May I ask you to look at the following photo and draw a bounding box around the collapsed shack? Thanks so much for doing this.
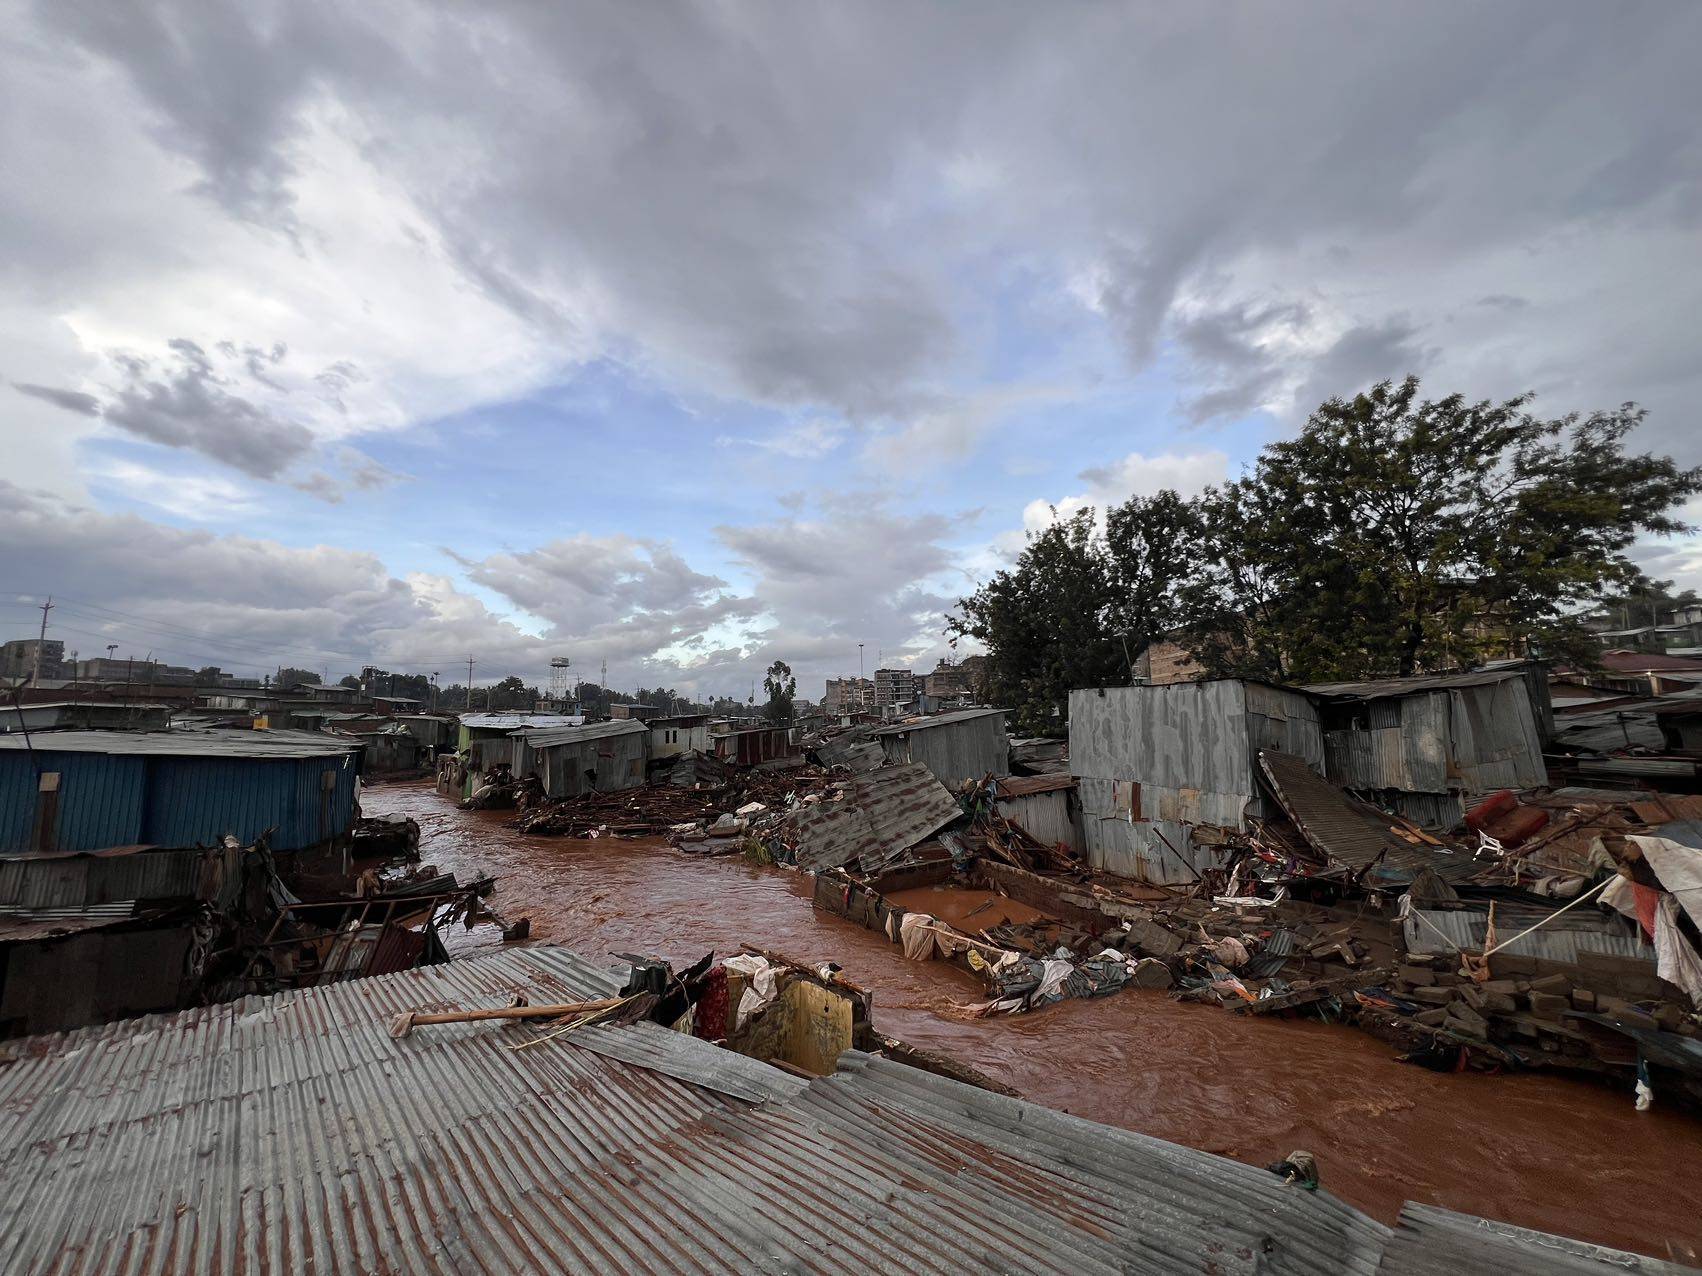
[0,830,524,1038]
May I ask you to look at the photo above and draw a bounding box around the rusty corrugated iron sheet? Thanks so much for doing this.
[0,943,1664,1275]
[789,762,961,872]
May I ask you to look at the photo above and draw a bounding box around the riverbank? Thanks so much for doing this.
[367,779,1702,1261]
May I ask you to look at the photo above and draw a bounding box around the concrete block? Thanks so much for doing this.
[1407,986,1454,1006]
[1398,967,1437,987]
[1528,992,1568,1020]
[1570,989,1597,1012]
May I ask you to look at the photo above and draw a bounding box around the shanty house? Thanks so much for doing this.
[991,773,1079,851]
[511,719,650,799]
[391,713,459,756]
[871,708,1008,788]
[649,714,711,761]
[714,725,799,768]
[0,729,364,856]
[1302,667,1549,828]
[1069,682,1324,884]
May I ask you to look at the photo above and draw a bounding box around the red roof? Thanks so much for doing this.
[1598,649,1702,672]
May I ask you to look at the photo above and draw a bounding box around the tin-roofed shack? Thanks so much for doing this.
[649,713,711,760]
[0,729,364,858]
[1069,681,1323,884]
[1303,667,1549,829]
[511,718,650,798]
[872,708,1008,788]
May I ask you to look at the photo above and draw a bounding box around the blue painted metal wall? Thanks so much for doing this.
[0,749,359,854]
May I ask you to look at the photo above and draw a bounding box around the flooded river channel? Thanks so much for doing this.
[369,780,1702,1260]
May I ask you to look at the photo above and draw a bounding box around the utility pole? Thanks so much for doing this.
[465,655,476,712]
[431,672,439,713]
[29,596,52,686]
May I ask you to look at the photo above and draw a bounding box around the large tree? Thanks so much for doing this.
[1178,378,1701,680]
[763,660,797,724]
[953,378,1699,710]
[950,508,1129,733]
[273,667,321,690]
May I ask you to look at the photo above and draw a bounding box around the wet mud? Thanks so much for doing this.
[370,781,1702,1259]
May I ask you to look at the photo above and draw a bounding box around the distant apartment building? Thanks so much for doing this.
[71,657,199,685]
[823,677,874,714]
[873,667,916,708]
[0,638,66,682]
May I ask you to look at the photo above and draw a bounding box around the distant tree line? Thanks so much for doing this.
[951,378,1702,733]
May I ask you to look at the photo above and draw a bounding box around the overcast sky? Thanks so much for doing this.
[4,2,1700,699]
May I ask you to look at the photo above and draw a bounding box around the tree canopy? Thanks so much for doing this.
[763,660,797,724]
[953,378,1699,727]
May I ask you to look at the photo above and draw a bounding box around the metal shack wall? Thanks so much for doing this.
[884,715,1008,788]
[0,752,147,853]
[1448,680,1547,793]
[1069,683,1322,885]
[1322,680,1545,827]
[1,751,357,854]
[144,754,360,851]
[649,723,709,760]
[994,790,1077,850]
[1323,692,1450,794]
[537,733,648,799]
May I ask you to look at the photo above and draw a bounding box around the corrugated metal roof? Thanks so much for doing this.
[0,728,362,759]
[1304,670,1529,699]
[1259,751,1472,882]
[1402,904,1650,963]
[869,707,1006,736]
[510,718,650,748]
[0,943,1668,1275]
[459,712,584,730]
[1374,1203,1690,1275]
[789,762,962,871]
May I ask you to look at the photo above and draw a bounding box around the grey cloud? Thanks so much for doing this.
[13,382,101,416]
[1290,318,1436,425]
[101,342,315,478]
[34,2,1702,436]
[1172,299,1311,424]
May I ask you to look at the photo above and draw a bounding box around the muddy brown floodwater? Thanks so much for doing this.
[369,781,1702,1261]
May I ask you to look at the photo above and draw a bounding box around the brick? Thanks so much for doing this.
[1398,968,1437,987]
[1477,979,1518,996]
[1413,1007,1448,1026]
[1456,985,1486,1010]
[1529,973,1571,994]
[1482,993,1517,1014]
[1569,989,1597,1011]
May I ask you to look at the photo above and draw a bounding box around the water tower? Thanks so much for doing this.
[549,656,572,705]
